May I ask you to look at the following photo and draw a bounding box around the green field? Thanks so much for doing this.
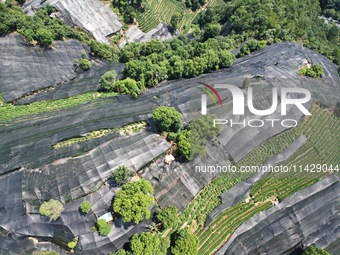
[0,91,117,122]
[53,121,147,149]
[136,0,224,33]
[177,104,339,255]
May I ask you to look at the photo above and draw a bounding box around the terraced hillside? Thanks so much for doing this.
[136,0,224,32]
[178,104,340,255]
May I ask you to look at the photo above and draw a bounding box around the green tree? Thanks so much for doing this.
[218,50,236,68]
[67,236,78,250]
[171,230,199,255]
[115,77,143,98]
[80,201,92,214]
[188,114,220,157]
[112,166,134,184]
[170,13,181,30]
[327,25,339,42]
[302,246,330,255]
[96,219,112,236]
[39,199,64,221]
[156,206,179,230]
[110,250,130,255]
[35,28,54,46]
[113,179,154,224]
[177,130,191,160]
[204,22,221,39]
[152,106,183,132]
[79,58,92,71]
[130,232,161,255]
[100,70,117,91]
[89,40,120,62]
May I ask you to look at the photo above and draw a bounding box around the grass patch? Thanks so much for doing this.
[53,121,147,149]
[0,91,117,122]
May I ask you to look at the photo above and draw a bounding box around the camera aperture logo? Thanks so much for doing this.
[200,83,312,128]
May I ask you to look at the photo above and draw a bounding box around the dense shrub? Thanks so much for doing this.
[113,179,154,224]
[80,201,92,213]
[152,106,183,132]
[100,70,117,90]
[112,166,134,184]
[96,219,112,236]
[79,58,92,70]
[298,63,324,78]
[39,199,64,221]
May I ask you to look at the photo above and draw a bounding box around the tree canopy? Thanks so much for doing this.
[302,246,330,255]
[177,114,220,160]
[100,70,117,91]
[113,179,154,224]
[171,230,199,255]
[79,58,92,71]
[156,206,179,230]
[152,106,183,132]
[130,232,161,255]
[79,201,92,214]
[39,199,64,221]
[112,165,134,184]
[96,219,112,236]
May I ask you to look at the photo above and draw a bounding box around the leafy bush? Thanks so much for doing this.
[171,230,199,255]
[156,206,179,230]
[177,130,191,160]
[0,5,90,46]
[113,179,154,224]
[35,28,54,46]
[114,78,144,98]
[178,114,220,160]
[39,199,64,221]
[302,246,330,255]
[237,40,267,57]
[79,58,92,71]
[298,63,323,78]
[152,106,183,132]
[96,219,112,236]
[67,236,78,250]
[100,70,117,91]
[167,132,179,142]
[110,250,130,255]
[130,232,162,255]
[89,40,120,62]
[112,166,134,184]
[80,201,92,214]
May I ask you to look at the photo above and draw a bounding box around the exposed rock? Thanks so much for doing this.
[119,23,177,47]
[23,0,122,43]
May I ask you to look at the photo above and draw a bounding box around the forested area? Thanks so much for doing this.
[320,0,340,20]
[194,0,339,65]
[1,0,339,100]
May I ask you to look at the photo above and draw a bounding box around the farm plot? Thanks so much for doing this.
[194,104,339,254]
[136,0,224,33]
[136,0,182,32]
